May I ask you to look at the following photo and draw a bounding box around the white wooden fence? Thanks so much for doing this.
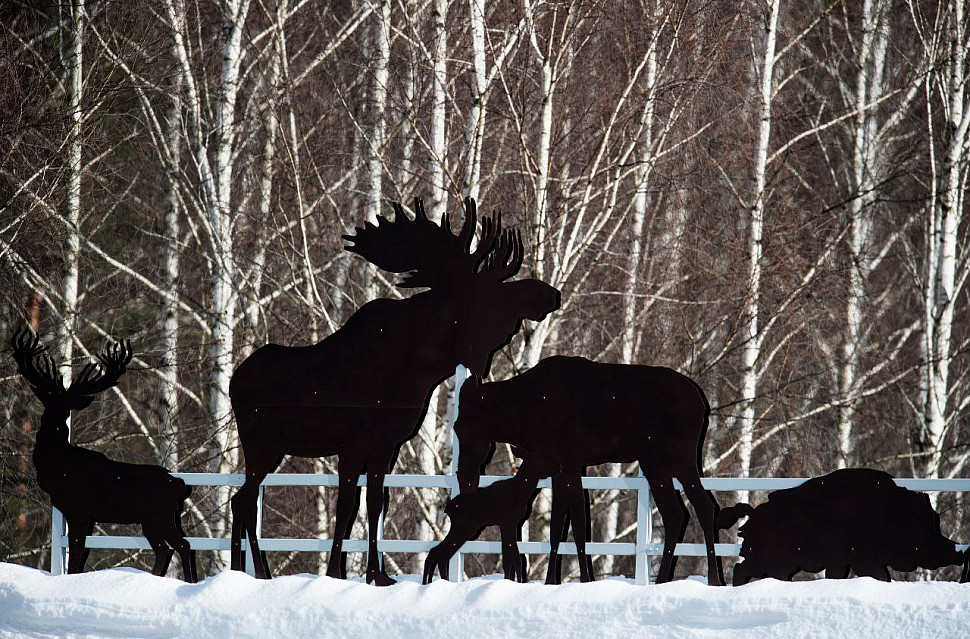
[46,366,970,583]
[49,473,970,584]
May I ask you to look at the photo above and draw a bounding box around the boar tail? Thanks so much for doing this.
[716,503,754,530]
[961,551,969,584]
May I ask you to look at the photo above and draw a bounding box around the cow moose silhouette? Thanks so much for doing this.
[423,453,557,584]
[10,329,197,582]
[228,198,561,583]
[455,355,724,586]
[718,468,969,585]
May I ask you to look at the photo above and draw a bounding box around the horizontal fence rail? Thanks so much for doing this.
[53,474,970,584]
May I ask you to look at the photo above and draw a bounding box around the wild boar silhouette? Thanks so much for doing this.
[718,468,969,585]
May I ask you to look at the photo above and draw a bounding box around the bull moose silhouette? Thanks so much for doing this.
[10,329,197,582]
[454,355,724,586]
[228,198,561,583]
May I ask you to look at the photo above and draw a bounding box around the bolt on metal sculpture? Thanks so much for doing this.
[228,198,561,584]
[10,329,198,582]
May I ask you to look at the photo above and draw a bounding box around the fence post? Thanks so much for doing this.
[50,413,72,575]
[50,507,67,575]
[635,473,651,585]
[448,365,467,582]
[244,485,264,576]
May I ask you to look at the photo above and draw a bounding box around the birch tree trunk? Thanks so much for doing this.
[463,0,487,202]
[363,0,391,301]
[836,0,889,468]
[58,0,85,384]
[51,0,85,577]
[157,71,183,472]
[205,0,251,568]
[414,0,450,573]
[738,0,780,490]
[924,0,969,481]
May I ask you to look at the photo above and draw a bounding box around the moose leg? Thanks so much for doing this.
[545,476,569,584]
[647,473,688,584]
[144,527,175,577]
[678,470,725,586]
[825,564,850,579]
[231,448,279,578]
[500,523,522,582]
[162,515,198,583]
[172,512,199,583]
[364,453,395,586]
[327,454,365,580]
[77,520,95,573]
[560,474,594,583]
[66,518,91,574]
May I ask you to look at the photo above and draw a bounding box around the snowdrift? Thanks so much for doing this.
[1,562,969,638]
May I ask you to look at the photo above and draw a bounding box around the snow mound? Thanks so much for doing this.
[1,562,969,638]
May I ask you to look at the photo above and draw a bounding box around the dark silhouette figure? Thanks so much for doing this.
[228,198,561,584]
[11,329,198,582]
[455,355,724,586]
[717,468,969,585]
[423,455,556,584]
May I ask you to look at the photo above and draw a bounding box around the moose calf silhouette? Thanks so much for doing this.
[11,329,197,582]
[718,468,969,585]
[455,355,724,586]
[229,198,561,583]
[423,454,555,584]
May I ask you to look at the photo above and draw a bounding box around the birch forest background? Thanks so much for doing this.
[1,0,969,582]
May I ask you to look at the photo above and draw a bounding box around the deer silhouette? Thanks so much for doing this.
[423,453,556,584]
[455,355,724,586]
[10,329,197,582]
[228,198,561,583]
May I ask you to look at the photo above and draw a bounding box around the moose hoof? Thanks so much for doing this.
[367,569,396,587]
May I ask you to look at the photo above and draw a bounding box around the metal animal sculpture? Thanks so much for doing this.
[229,198,561,583]
[11,329,197,582]
[717,468,969,585]
[422,455,555,584]
[455,355,724,586]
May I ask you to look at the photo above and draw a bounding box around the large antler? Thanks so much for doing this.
[11,328,63,398]
[343,197,523,289]
[67,339,132,398]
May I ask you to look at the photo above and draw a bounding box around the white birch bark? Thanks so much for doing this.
[414,0,449,571]
[836,0,889,468]
[925,0,969,481]
[428,0,448,219]
[463,0,487,202]
[738,0,780,490]
[204,0,251,568]
[365,1,391,226]
[363,0,391,301]
[58,0,85,385]
[157,71,183,472]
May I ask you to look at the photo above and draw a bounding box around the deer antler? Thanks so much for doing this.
[67,339,132,398]
[343,197,515,289]
[11,328,64,398]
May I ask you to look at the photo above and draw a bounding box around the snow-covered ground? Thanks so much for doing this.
[1,563,969,638]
